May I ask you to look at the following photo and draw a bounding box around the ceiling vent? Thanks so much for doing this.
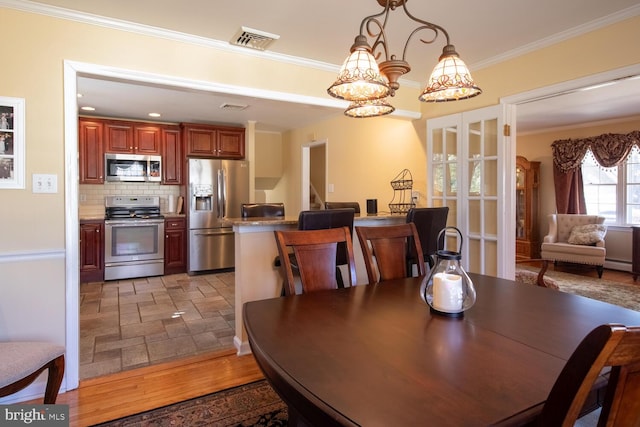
[219,102,249,111]
[231,26,280,51]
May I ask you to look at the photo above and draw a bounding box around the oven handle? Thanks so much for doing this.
[105,219,165,226]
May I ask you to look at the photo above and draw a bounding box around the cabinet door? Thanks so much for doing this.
[162,126,182,184]
[104,121,134,153]
[134,125,162,154]
[79,119,104,184]
[184,126,217,156]
[164,218,186,274]
[80,221,104,283]
[218,128,245,158]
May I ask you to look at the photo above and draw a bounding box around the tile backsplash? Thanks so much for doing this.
[79,183,182,217]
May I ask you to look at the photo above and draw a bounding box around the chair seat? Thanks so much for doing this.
[0,342,65,388]
[541,242,606,265]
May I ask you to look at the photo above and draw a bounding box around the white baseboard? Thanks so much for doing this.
[233,336,252,356]
[605,260,632,272]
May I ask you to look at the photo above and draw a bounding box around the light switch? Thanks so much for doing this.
[33,174,58,193]
[328,183,335,193]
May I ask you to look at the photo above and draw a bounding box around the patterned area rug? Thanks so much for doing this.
[517,266,640,312]
[94,380,287,427]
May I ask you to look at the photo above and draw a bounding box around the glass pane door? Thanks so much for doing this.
[427,105,513,278]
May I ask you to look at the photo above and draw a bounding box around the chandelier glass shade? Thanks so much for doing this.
[419,45,482,102]
[327,36,390,101]
[328,0,481,117]
[344,98,395,118]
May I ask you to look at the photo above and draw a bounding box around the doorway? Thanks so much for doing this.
[301,139,327,211]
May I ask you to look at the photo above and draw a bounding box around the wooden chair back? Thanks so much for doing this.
[537,323,640,426]
[356,223,426,284]
[274,226,357,296]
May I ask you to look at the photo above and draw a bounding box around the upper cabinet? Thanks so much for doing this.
[79,118,104,184]
[182,123,245,159]
[79,117,182,185]
[104,120,161,154]
[161,125,182,185]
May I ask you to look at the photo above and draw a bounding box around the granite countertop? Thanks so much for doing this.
[227,212,405,227]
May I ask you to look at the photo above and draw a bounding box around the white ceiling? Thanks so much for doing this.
[24,0,640,132]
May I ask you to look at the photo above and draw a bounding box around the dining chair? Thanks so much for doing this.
[356,223,426,284]
[325,201,361,215]
[0,341,65,404]
[274,226,357,296]
[406,206,449,270]
[240,203,285,218]
[535,323,640,426]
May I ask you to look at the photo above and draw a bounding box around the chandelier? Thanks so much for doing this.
[327,0,482,118]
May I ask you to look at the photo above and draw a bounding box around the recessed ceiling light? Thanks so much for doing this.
[148,112,161,118]
[80,106,95,111]
[77,93,83,98]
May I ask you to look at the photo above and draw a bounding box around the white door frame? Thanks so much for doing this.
[301,139,327,211]
[63,61,335,390]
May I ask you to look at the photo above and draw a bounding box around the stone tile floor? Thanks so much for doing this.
[79,271,235,380]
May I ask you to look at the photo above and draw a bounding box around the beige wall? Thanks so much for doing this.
[1,4,640,398]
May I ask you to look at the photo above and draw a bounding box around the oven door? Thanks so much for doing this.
[104,219,165,264]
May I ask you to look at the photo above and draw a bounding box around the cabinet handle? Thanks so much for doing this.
[96,229,100,233]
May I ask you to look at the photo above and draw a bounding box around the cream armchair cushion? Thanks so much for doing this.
[540,214,606,277]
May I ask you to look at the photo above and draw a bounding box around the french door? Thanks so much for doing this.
[427,105,515,279]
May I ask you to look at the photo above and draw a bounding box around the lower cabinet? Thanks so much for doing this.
[80,220,104,283]
[165,217,186,275]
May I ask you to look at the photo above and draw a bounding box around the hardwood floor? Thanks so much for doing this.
[42,349,264,426]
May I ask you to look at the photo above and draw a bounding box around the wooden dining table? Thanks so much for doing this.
[243,273,640,426]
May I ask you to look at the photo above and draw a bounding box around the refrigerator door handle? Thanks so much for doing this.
[217,168,227,218]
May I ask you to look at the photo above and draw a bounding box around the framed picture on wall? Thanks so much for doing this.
[0,96,25,189]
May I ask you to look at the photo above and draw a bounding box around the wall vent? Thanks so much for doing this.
[219,103,249,111]
[231,26,280,51]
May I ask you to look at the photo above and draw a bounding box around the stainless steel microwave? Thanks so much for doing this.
[105,153,161,182]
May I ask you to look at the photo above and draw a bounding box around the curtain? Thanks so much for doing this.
[551,130,640,214]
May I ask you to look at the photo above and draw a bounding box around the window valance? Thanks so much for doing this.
[552,130,640,173]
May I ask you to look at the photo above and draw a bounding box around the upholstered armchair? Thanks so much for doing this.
[540,214,606,277]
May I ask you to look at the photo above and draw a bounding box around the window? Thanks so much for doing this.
[583,148,640,225]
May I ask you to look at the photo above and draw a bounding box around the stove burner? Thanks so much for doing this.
[104,195,163,220]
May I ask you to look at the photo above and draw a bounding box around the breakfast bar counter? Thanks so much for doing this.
[230,213,406,354]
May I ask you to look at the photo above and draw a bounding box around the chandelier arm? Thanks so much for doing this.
[400,0,451,45]
[400,25,436,61]
[366,18,390,61]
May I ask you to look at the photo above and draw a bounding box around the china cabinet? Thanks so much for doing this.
[515,156,540,260]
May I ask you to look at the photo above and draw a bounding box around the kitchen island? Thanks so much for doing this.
[230,213,406,354]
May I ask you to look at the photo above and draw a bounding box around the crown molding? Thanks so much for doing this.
[3,0,639,83]
[472,4,640,70]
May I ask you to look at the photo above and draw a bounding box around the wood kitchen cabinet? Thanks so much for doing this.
[104,120,161,154]
[515,155,540,260]
[162,125,183,184]
[79,118,104,184]
[182,123,245,159]
[80,220,104,283]
[164,217,186,274]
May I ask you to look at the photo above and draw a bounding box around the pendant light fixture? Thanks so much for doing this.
[327,0,481,117]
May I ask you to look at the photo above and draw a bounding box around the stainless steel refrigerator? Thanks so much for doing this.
[187,158,250,273]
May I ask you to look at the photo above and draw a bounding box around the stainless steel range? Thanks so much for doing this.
[104,195,164,281]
